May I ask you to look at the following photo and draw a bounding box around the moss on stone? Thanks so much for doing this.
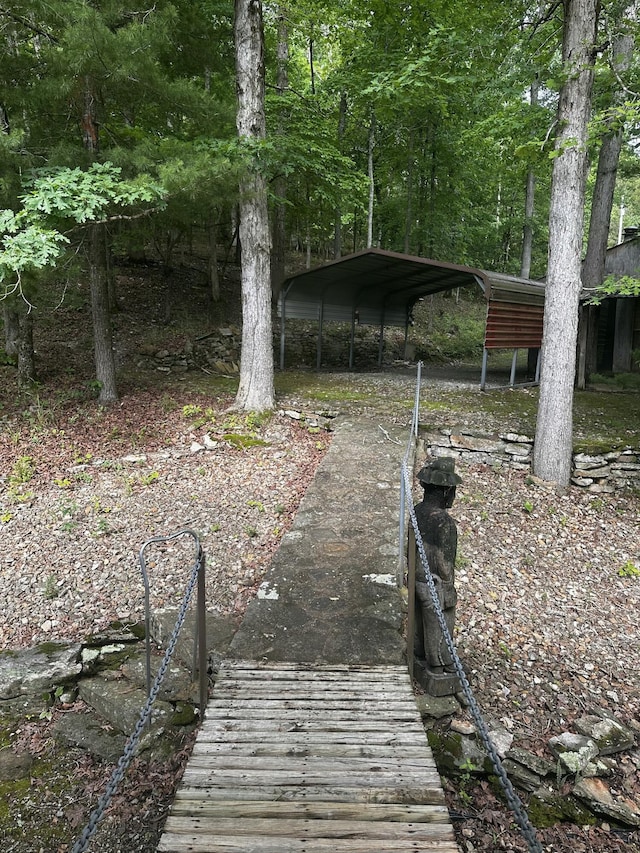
[36,641,68,656]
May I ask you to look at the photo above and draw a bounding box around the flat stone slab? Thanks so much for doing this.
[229,418,409,665]
[0,642,82,700]
[53,711,127,762]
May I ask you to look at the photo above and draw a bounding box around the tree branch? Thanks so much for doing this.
[0,7,59,43]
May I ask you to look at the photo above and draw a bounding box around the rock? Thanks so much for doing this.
[487,723,513,758]
[427,728,487,775]
[0,643,82,700]
[573,714,635,756]
[450,718,475,736]
[150,608,239,673]
[0,748,33,781]
[415,694,460,719]
[120,653,199,704]
[450,433,506,454]
[502,757,541,792]
[78,675,172,735]
[507,746,555,778]
[573,777,640,827]
[203,433,219,450]
[52,711,127,762]
[190,441,205,453]
[548,732,599,775]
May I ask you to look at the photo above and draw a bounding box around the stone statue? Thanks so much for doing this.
[413,456,462,696]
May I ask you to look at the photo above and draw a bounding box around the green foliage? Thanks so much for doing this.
[588,274,640,304]
[1,163,166,302]
[618,561,640,578]
[21,163,165,224]
[42,575,59,601]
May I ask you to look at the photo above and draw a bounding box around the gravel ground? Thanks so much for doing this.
[0,398,329,649]
[1,368,640,853]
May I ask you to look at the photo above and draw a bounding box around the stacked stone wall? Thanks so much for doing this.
[422,427,640,493]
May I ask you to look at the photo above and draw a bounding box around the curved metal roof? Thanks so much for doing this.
[277,249,546,383]
[280,249,545,327]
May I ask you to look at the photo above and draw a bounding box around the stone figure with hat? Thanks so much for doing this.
[413,456,462,696]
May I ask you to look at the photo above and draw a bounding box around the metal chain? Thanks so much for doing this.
[402,457,544,853]
[71,546,204,853]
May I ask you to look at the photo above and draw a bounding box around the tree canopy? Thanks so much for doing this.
[1,1,639,423]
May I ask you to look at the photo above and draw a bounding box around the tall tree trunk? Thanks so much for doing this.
[234,0,274,412]
[404,130,415,255]
[89,224,118,403]
[16,309,35,387]
[520,78,539,279]
[208,218,220,302]
[577,25,633,388]
[333,92,347,259]
[271,5,289,301]
[105,228,117,313]
[3,304,19,357]
[367,110,376,249]
[533,0,598,486]
[82,76,119,402]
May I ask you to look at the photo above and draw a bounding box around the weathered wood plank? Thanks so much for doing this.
[161,816,455,840]
[171,785,446,805]
[167,800,450,822]
[185,757,437,775]
[202,691,418,716]
[191,743,434,761]
[219,661,409,674]
[157,662,455,853]
[196,731,423,746]
[198,719,424,732]
[179,769,443,789]
[157,833,458,852]
[209,687,414,699]
[205,704,420,719]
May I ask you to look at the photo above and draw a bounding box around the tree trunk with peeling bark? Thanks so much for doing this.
[270,5,289,302]
[234,0,275,412]
[89,223,118,403]
[577,26,634,389]
[533,0,598,486]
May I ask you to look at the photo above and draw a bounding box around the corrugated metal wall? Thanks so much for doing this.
[484,300,544,349]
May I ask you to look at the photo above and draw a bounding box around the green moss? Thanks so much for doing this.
[223,433,269,449]
[170,702,197,726]
[36,641,68,656]
[0,757,70,844]
[527,793,596,828]
[572,440,628,456]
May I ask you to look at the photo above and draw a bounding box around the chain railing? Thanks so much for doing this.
[71,529,207,853]
[403,364,543,853]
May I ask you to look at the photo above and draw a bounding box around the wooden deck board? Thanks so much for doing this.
[157,662,459,853]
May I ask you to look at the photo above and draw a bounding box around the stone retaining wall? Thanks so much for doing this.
[422,427,640,492]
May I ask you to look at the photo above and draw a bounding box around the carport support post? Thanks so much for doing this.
[510,348,518,386]
[279,293,286,369]
[378,313,385,367]
[317,299,324,370]
[349,308,356,369]
[480,347,488,390]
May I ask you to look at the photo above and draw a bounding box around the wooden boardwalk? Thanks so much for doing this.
[157,660,459,852]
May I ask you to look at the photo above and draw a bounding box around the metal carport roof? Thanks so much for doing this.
[278,248,546,383]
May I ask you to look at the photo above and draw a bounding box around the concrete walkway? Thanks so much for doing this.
[156,417,461,853]
[228,416,410,665]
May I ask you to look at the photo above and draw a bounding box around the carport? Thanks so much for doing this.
[278,248,546,388]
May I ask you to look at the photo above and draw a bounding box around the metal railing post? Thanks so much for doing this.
[197,549,208,719]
